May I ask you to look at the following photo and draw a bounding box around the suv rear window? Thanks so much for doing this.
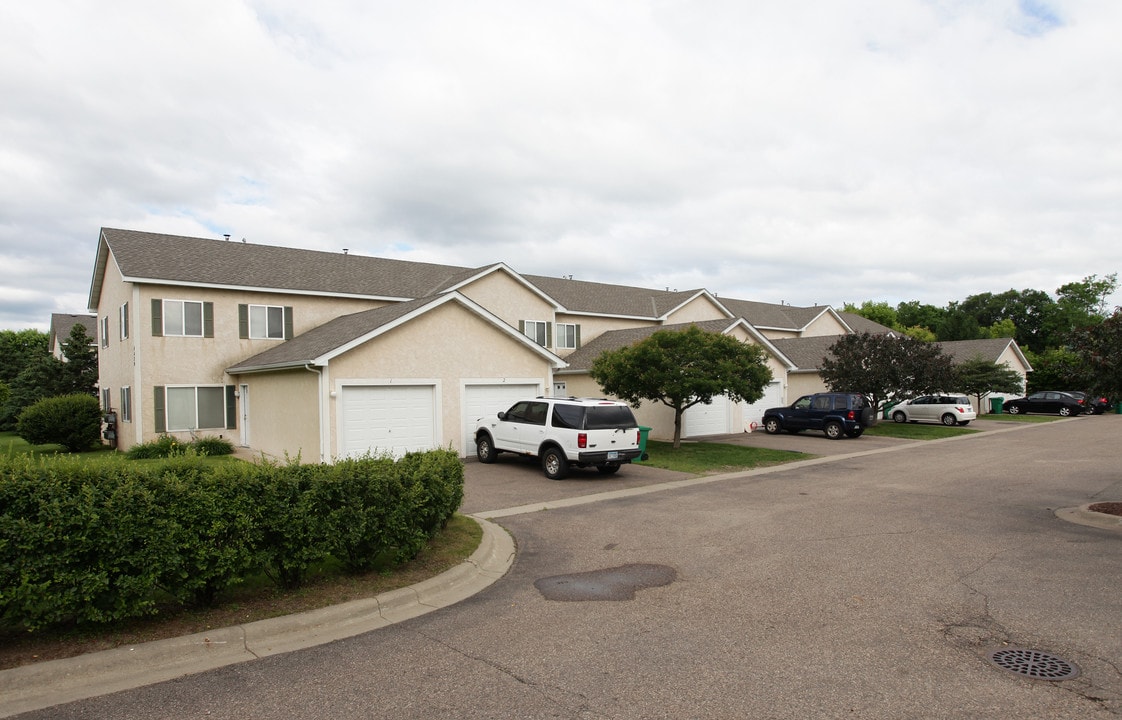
[585,406,638,429]
[551,404,637,429]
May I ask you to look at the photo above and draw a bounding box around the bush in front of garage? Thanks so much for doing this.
[0,449,464,631]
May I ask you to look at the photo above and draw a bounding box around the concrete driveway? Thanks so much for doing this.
[10,416,1122,719]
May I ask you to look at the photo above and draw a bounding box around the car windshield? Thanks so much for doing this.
[584,406,638,430]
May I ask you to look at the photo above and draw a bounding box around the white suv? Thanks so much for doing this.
[474,397,642,479]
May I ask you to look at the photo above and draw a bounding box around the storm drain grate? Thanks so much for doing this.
[987,647,1080,681]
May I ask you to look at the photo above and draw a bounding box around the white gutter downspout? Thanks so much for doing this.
[305,363,329,463]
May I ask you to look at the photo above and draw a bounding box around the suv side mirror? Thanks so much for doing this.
[497,411,506,420]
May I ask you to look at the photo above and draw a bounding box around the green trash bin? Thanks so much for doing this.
[989,397,1004,415]
[638,426,652,461]
[1116,401,1122,415]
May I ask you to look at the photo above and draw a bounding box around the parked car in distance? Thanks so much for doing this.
[1002,391,1085,417]
[1065,391,1110,415]
[891,394,977,426]
[762,392,876,439]
[475,397,642,479]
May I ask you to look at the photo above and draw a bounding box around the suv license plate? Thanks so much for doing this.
[607,451,618,460]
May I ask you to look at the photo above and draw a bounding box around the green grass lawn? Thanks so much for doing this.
[638,439,809,474]
[863,422,980,440]
[0,431,239,466]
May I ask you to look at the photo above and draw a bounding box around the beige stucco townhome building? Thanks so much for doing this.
[87,227,938,462]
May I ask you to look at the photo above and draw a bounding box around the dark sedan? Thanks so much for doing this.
[1003,391,1085,417]
[1066,391,1111,415]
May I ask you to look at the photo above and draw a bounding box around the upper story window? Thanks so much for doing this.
[100,316,109,347]
[152,299,214,338]
[555,323,580,350]
[521,320,550,347]
[119,303,129,340]
[165,300,203,336]
[239,304,293,340]
[252,305,284,338]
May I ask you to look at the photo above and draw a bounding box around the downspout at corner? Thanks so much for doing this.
[305,363,329,463]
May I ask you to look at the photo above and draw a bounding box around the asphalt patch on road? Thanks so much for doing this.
[534,563,677,601]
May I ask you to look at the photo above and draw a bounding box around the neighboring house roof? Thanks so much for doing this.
[768,335,841,372]
[936,338,1033,372]
[558,319,794,373]
[227,292,563,374]
[717,298,849,334]
[525,274,711,320]
[49,313,97,349]
[836,312,896,335]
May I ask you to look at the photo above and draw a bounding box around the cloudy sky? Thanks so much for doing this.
[2,0,1120,331]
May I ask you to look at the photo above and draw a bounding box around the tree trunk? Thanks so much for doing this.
[672,408,683,448]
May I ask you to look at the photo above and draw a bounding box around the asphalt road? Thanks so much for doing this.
[12,416,1122,719]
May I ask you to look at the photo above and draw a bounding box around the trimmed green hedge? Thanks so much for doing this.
[16,394,102,452]
[0,449,463,631]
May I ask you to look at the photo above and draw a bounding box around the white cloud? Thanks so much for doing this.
[2,0,1120,330]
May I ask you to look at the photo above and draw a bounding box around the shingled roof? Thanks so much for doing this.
[227,293,561,373]
[90,228,479,309]
[717,298,841,332]
[525,274,711,319]
[768,336,840,372]
[556,318,799,373]
[936,338,1032,370]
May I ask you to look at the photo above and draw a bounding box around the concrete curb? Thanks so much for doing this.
[0,517,515,718]
[1055,503,1122,532]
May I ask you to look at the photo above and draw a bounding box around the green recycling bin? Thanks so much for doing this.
[638,426,652,461]
[989,397,1004,414]
[1116,401,1122,415]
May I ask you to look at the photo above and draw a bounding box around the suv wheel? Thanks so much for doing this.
[940,413,958,426]
[892,411,907,423]
[1006,405,1021,415]
[542,446,569,480]
[824,421,844,440]
[845,427,863,438]
[476,433,498,463]
[763,417,782,434]
[1059,406,1073,417]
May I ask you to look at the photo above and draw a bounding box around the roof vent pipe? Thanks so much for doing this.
[223,234,230,241]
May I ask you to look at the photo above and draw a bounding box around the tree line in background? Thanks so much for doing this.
[844,273,1122,399]
[0,324,99,432]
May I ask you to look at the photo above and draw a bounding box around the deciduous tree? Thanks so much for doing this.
[952,356,1025,412]
[1068,309,1122,400]
[590,326,773,448]
[821,333,955,411]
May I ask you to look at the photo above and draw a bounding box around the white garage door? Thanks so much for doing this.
[742,381,784,431]
[340,385,435,459]
[463,383,540,456]
[684,394,732,437]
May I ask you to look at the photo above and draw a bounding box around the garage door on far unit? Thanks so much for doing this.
[340,385,435,459]
[741,381,784,431]
[684,394,731,437]
[463,383,540,456]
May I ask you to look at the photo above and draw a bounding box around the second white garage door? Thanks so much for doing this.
[462,382,541,456]
[683,394,732,437]
[340,384,436,459]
